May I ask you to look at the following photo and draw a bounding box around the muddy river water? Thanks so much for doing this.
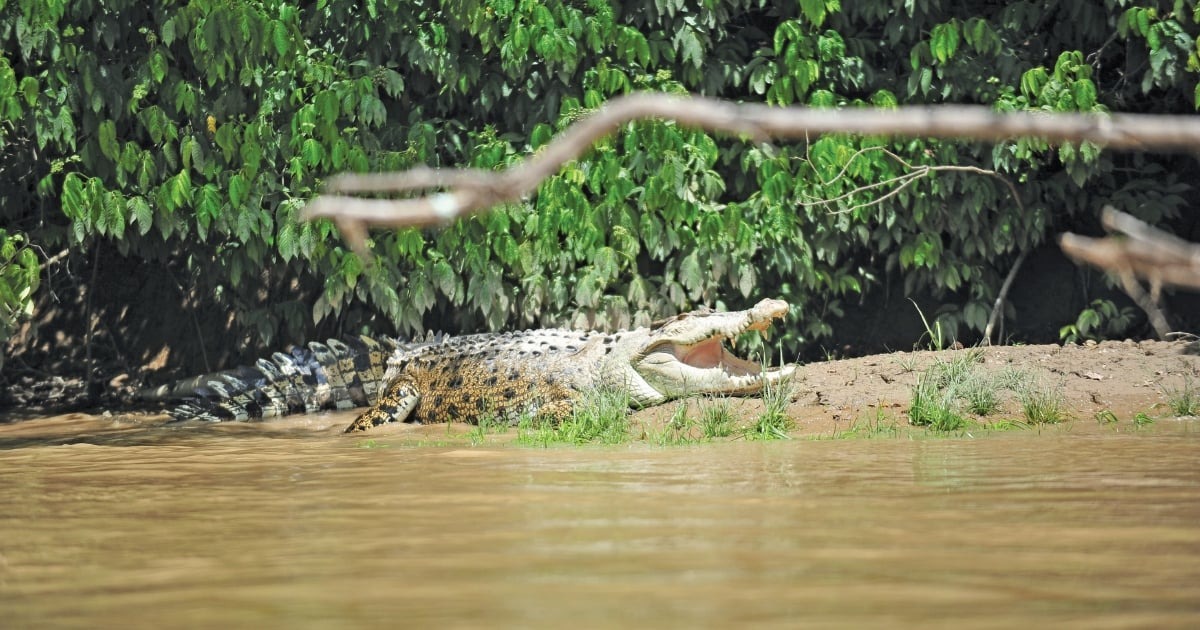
[1,413,1198,628]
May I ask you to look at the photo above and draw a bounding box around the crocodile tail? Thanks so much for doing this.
[168,335,400,422]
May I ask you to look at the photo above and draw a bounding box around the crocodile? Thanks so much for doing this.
[168,298,796,433]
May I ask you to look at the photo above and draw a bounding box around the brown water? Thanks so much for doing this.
[1,413,1198,628]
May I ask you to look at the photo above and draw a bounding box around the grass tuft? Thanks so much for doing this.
[905,349,1070,431]
[1161,372,1199,417]
[654,402,698,445]
[959,370,1001,415]
[516,387,630,446]
[745,374,794,440]
[467,412,511,445]
[1016,379,1067,424]
[835,408,902,439]
[699,397,736,439]
[908,371,968,431]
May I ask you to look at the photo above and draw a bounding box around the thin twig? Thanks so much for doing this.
[39,248,69,270]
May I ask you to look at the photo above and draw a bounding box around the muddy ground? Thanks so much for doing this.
[1,338,1196,443]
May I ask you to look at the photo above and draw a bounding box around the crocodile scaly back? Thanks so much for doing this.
[168,335,434,422]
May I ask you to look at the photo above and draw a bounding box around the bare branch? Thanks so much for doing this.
[302,92,1200,232]
[1060,207,1200,340]
[983,249,1028,346]
[1059,207,1200,291]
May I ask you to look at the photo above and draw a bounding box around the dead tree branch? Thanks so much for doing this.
[1060,207,1200,292]
[1059,207,1200,339]
[302,92,1200,238]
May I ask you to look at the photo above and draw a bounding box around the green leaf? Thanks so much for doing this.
[170,170,193,208]
[62,173,86,219]
[381,68,405,98]
[930,22,959,63]
[799,0,828,27]
[277,218,297,262]
[678,250,702,293]
[162,16,177,46]
[215,124,237,161]
[674,27,703,69]
[271,20,290,56]
[19,76,37,106]
[150,50,168,83]
[229,172,248,208]
[301,138,324,168]
[98,120,119,161]
[128,196,153,235]
[315,90,339,125]
[197,183,221,227]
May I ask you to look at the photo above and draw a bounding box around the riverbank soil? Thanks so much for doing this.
[0,339,1195,443]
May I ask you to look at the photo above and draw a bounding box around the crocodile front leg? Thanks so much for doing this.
[344,375,420,432]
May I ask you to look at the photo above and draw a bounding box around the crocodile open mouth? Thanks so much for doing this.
[634,311,795,397]
[676,335,764,377]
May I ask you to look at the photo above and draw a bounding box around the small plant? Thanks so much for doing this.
[908,372,967,431]
[516,387,631,446]
[892,353,919,374]
[983,418,1029,432]
[835,408,901,439]
[745,374,794,439]
[1059,299,1137,344]
[655,402,698,445]
[911,299,951,351]
[1094,409,1119,425]
[1133,411,1155,428]
[1161,372,1199,417]
[995,365,1034,391]
[959,371,1001,415]
[467,413,511,445]
[515,415,555,447]
[357,439,389,449]
[698,397,735,439]
[1017,380,1067,424]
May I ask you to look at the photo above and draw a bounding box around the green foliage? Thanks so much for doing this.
[654,402,699,445]
[1,1,1198,367]
[1059,299,1138,344]
[0,230,40,353]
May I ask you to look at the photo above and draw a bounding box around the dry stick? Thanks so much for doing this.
[1059,207,1200,340]
[84,243,100,403]
[1116,270,1173,339]
[1059,207,1200,291]
[303,93,1200,233]
[38,248,69,270]
[983,249,1028,346]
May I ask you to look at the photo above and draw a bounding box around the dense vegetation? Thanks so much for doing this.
[2,0,1198,376]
